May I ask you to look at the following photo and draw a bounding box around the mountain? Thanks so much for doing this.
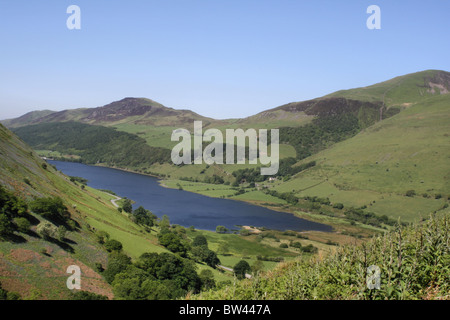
[2,97,215,128]
[243,70,450,122]
[325,69,450,106]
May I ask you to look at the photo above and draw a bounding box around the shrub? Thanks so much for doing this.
[104,239,123,252]
[13,217,30,233]
[36,222,57,239]
[405,190,416,197]
[30,197,69,222]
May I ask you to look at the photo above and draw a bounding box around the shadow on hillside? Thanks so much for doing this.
[0,233,27,243]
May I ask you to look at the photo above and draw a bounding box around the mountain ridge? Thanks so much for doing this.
[3,69,449,129]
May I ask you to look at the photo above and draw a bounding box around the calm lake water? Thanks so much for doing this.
[49,160,332,233]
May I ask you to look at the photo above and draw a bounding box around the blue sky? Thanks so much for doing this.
[0,0,449,120]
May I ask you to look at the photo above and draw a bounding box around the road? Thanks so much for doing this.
[217,265,252,279]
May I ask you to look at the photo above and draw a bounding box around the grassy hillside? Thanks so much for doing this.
[272,94,450,222]
[325,70,450,106]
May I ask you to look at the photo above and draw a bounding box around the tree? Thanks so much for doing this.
[204,250,220,268]
[103,252,132,284]
[13,217,31,234]
[215,225,228,234]
[159,214,171,229]
[57,225,67,242]
[192,235,208,247]
[0,186,29,237]
[104,239,123,253]
[217,241,230,255]
[36,221,57,239]
[132,206,155,227]
[158,232,188,257]
[191,245,210,262]
[199,269,216,290]
[30,197,69,223]
[233,260,251,280]
[0,214,14,237]
[95,230,110,244]
[121,198,133,214]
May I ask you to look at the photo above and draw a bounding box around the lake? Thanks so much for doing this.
[48,160,332,233]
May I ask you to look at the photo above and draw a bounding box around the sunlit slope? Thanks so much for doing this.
[325,69,450,107]
[273,94,450,222]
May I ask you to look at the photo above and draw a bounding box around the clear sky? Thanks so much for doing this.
[0,0,449,120]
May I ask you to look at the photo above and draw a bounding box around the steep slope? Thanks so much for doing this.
[0,124,169,299]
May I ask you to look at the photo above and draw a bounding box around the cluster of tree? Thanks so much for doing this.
[29,196,71,225]
[13,121,172,168]
[191,235,220,268]
[287,242,318,253]
[233,260,251,280]
[343,207,398,227]
[0,186,75,249]
[279,113,361,160]
[0,186,30,238]
[97,234,211,299]
[256,255,284,262]
[262,188,399,228]
[69,176,88,185]
[203,174,224,185]
[231,159,317,186]
[262,189,299,205]
[131,206,157,228]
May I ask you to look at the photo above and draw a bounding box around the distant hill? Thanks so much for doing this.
[247,70,450,121]
[12,121,172,169]
[2,97,215,128]
[1,110,56,128]
[325,69,450,106]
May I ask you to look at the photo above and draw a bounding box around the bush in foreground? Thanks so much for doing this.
[193,213,449,300]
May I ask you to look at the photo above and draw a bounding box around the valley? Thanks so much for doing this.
[1,69,449,300]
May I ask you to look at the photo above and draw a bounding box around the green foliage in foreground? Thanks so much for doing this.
[194,213,449,300]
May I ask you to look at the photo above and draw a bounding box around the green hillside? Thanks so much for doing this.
[12,121,172,169]
[272,94,450,222]
[325,69,450,107]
